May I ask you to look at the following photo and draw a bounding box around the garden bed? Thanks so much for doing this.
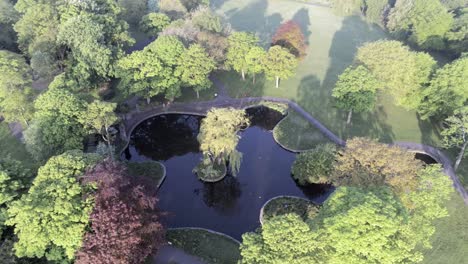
[194,161,227,182]
[260,196,320,224]
[167,228,241,264]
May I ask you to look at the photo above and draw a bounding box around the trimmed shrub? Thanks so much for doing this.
[291,144,336,185]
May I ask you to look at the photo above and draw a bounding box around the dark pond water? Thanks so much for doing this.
[123,107,334,240]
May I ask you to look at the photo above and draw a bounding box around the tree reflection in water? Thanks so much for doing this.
[195,175,242,214]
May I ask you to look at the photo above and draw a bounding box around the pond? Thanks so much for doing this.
[123,107,334,240]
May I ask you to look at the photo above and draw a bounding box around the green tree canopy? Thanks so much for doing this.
[441,106,468,171]
[388,0,453,49]
[226,32,259,81]
[24,83,87,161]
[0,50,34,125]
[332,137,423,196]
[197,108,250,176]
[332,65,380,124]
[356,40,436,109]
[291,144,336,185]
[329,0,364,15]
[418,56,468,120]
[6,151,100,262]
[118,35,186,102]
[363,0,390,25]
[240,214,320,264]
[314,186,419,263]
[245,46,266,84]
[176,44,216,98]
[140,12,171,36]
[263,45,298,88]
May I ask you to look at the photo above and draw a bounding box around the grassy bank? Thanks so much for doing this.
[167,228,241,264]
[261,196,320,223]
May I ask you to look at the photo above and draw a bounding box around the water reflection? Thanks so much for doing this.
[123,107,334,239]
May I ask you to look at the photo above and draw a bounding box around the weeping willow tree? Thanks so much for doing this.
[195,108,250,180]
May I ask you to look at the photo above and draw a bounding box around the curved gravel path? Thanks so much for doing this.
[123,77,467,205]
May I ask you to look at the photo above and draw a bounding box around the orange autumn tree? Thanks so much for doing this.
[272,20,307,58]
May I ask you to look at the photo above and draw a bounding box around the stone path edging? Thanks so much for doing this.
[121,77,468,204]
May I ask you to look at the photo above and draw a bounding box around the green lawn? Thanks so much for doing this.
[0,123,35,169]
[167,228,241,264]
[215,0,442,145]
[126,160,166,187]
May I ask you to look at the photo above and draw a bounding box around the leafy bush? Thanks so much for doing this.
[291,144,336,185]
[262,196,320,222]
[140,12,171,36]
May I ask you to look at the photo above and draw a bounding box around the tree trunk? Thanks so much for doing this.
[196,90,200,99]
[252,73,256,84]
[147,97,150,105]
[103,126,114,160]
[347,110,353,125]
[241,69,245,81]
[275,76,279,88]
[454,140,468,171]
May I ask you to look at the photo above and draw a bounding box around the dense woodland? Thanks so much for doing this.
[0,0,467,263]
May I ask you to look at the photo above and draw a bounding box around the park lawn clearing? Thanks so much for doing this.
[215,0,442,146]
[273,109,331,151]
[260,196,320,224]
[421,192,468,264]
[167,228,241,264]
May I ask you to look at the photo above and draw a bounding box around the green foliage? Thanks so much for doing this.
[263,45,298,88]
[388,0,453,49]
[245,46,266,84]
[57,1,134,87]
[159,0,188,19]
[24,85,87,161]
[192,7,224,33]
[314,186,419,263]
[330,0,364,15]
[261,197,320,222]
[356,40,436,109]
[418,57,468,119]
[197,108,250,176]
[441,106,468,170]
[0,0,18,51]
[80,100,119,142]
[240,214,320,264]
[332,65,380,121]
[332,137,423,196]
[6,151,100,261]
[0,50,34,125]
[140,12,171,36]
[0,157,30,237]
[445,8,468,55]
[291,144,336,185]
[363,0,389,25]
[118,35,186,101]
[176,44,216,98]
[117,0,148,25]
[226,32,259,80]
[399,165,454,249]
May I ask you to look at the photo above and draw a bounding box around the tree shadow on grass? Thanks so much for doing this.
[223,0,283,46]
[292,8,312,44]
[219,70,267,98]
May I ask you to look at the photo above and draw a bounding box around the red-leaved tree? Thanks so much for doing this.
[76,161,165,264]
[272,20,307,58]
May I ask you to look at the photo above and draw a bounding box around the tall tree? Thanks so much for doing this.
[57,0,134,88]
[388,0,453,49]
[240,214,320,264]
[197,108,250,177]
[332,137,423,196]
[226,32,259,81]
[314,186,419,263]
[0,50,34,125]
[445,8,468,55]
[418,56,468,120]
[363,0,390,25]
[24,82,87,161]
[356,40,436,109]
[245,46,266,84]
[441,106,468,171]
[176,44,216,98]
[272,20,307,58]
[140,12,171,36]
[80,101,119,159]
[0,0,19,51]
[329,0,363,15]
[263,45,298,88]
[6,151,100,262]
[332,65,380,124]
[76,161,165,264]
[117,36,186,103]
